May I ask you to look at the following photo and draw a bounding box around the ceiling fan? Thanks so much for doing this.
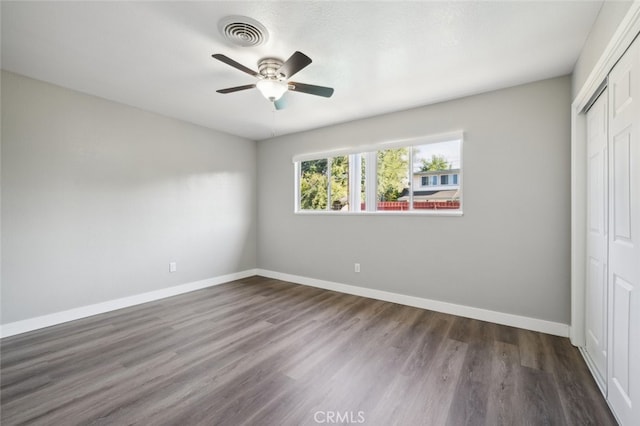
[212,51,334,110]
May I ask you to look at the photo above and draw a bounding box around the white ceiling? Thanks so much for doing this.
[2,1,602,141]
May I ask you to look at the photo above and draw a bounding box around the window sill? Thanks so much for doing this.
[294,210,464,217]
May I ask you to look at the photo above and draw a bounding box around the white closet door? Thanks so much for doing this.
[586,92,608,388]
[607,35,640,426]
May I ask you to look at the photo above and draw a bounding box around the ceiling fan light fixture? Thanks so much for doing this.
[256,79,288,101]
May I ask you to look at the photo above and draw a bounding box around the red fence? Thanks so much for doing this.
[361,201,460,211]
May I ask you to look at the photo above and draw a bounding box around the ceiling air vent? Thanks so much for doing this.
[218,16,268,47]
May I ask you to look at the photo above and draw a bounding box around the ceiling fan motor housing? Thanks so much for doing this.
[258,58,285,80]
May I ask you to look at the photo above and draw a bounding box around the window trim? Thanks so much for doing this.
[348,154,361,212]
[292,131,463,163]
[294,131,463,216]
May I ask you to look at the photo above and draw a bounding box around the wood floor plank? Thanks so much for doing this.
[394,338,468,426]
[518,328,555,372]
[445,340,493,426]
[492,323,520,345]
[518,365,568,426]
[401,311,453,376]
[542,334,618,426]
[485,341,520,426]
[0,276,615,425]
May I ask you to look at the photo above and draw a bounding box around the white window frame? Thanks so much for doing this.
[348,154,362,212]
[294,131,463,216]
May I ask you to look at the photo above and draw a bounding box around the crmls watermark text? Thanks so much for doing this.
[313,410,365,424]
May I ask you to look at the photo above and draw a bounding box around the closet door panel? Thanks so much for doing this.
[607,35,640,426]
[612,131,632,242]
[585,92,608,385]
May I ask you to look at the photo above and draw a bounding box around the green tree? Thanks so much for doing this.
[301,151,411,208]
[377,148,408,201]
[330,156,349,210]
[420,154,450,171]
[300,157,350,210]
[300,159,328,210]
[301,158,327,175]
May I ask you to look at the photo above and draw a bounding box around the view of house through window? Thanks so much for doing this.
[296,136,462,213]
[409,141,461,211]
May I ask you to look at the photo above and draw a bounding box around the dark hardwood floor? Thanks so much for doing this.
[1,276,616,425]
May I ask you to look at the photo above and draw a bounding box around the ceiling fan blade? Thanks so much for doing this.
[212,54,259,77]
[216,84,256,94]
[274,95,287,110]
[289,82,334,98]
[276,51,312,79]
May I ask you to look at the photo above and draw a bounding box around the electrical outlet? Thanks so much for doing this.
[354,263,360,273]
[169,262,177,273]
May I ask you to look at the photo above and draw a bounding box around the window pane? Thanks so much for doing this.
[330,156,349,210]
[377,148,409,210]
[412,140,461,211]
[421,176,428,186]
[299,159,328,210]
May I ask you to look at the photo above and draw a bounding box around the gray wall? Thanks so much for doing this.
[1,71,257,324]
[257,76,572,324]
[572,0,633,98]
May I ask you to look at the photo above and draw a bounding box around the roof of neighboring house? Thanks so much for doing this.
[397,189,460,201]
[413,168,460,176]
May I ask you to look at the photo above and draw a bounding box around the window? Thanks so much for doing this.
[299,156,349,211]
[330,156,349,210]
[377,147,409,204]
[295,132,462,214]
[299,159,328,210]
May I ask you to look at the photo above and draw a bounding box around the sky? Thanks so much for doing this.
[413,139,461,171]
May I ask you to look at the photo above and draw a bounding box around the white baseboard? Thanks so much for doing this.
[256,269,570,337]
[2,268,570,339]
[0,269,258,338]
